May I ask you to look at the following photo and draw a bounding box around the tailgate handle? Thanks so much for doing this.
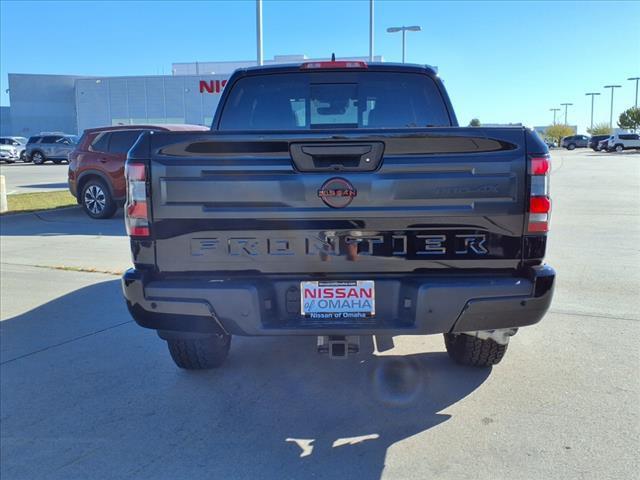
[290,142,384,172]
[301,145,372,156]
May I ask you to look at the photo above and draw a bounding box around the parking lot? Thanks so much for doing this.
[0,162,69,194]
[1,149,639,479]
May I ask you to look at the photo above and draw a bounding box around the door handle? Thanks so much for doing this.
[99,158,108,163]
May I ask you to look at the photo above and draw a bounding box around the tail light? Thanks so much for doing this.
[527,156,551,233]
[125,163,150,237]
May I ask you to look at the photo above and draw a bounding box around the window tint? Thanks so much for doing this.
[108,130,142,154]
[218,72,451,130]
[91,132,111,152]
[0,139,6,145]
[27,136,41,144]
[41,136,61,143]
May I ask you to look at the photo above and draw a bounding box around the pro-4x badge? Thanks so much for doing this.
[318,177,357,208]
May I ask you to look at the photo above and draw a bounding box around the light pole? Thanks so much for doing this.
[560,102,573,125]
[628,77,640,108]
[585,93,600,132]
[550,108,560,124]
[386,25,421,63]
[369,0,374,62]
[256,0,263,66]
[604,85,621,128]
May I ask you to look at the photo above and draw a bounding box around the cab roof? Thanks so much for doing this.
[238,62,438,76]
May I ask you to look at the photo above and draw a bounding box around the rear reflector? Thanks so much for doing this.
[125,163,150,237]
[300,61,368,69]
[528,221,549,233]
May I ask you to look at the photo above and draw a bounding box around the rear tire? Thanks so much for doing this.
[567,143,576,150]
[81,179,117,219]
[167,334,231,370]
[444,333,508,367]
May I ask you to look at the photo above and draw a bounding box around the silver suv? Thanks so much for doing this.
[26,134,79,164]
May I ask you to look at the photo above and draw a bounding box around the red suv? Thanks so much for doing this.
[68,124,207,219]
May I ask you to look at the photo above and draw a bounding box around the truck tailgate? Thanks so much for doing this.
[148,128,527,273]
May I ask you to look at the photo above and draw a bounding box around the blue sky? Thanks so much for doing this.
[1,0,639,132]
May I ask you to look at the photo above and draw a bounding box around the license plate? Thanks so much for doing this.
[300,280,375,319]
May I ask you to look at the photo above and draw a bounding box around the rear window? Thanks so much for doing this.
[28,136,42,144]
[108,130,142,154]
[91,133,111,153]
[218,72,451,130]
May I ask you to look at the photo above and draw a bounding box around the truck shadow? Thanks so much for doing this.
[1,279,490,479]
[0,206,126,237]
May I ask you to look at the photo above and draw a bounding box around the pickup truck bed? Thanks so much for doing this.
[121,62,555,368]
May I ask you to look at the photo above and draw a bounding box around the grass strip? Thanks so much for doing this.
[3,191,77,215]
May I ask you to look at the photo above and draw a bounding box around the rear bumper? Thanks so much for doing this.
[122,266,555,337]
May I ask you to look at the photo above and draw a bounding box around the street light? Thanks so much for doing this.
[256,0,263,66]
[550,108,561,124]
[386,25,421,63]
[604,85,622,128]
[585,93,600,132]
[628,77,640,108]
[560,102,573,125]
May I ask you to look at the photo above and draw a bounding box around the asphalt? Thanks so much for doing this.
[0,149,638,480]
[0,162,70,194]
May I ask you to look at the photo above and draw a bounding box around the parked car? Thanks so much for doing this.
[68,124,208,219]
[0,147,20,163]
[588,134,610,151]
[121,62,555,371]
[605,132,640,152]
[26,134,79,164]
[0,136,28,161]
[561,135,589,150]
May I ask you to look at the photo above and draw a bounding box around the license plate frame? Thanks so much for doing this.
[300,280,375,319]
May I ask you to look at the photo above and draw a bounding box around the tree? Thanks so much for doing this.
[545,124,574,144]
[618,107,640,130]
[587,123,611,136]
[468,118,481,127]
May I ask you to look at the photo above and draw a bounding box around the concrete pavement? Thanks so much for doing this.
[0,207,129,273]
[0,149,638,479]
[0,162,70,194]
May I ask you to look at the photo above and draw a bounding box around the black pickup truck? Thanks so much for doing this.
[122,61,555,370]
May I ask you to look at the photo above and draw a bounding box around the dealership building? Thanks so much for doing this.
[0,54,382,137]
